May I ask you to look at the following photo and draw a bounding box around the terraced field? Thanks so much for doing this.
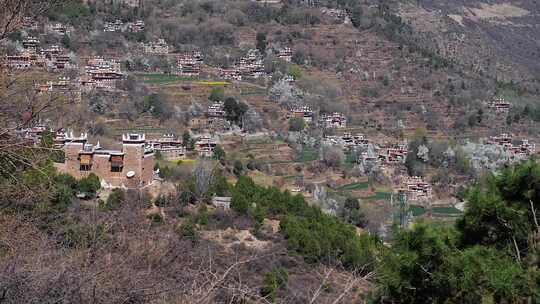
[137,73,196,84]
[338,182,369,191]
[408,204,463,218]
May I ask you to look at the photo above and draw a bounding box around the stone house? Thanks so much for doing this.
[142,39,170,55]
[116,0,142,7]
[220,68,242,81]
[220,49,266,80]
[207,101,226,118]
[36,77,70,93]
[176,51,203,76]
[41,45,62,58]
[341,133,369,147]
[487,133,535,159]
[277,47,292,62]
[49,54,73,70]
[487,97,511,114]
[147,134,187,161]
[380,143,408,164]
[104,19,124,32]
[49,23,69,35]
[16,124,50,146]
[155,146,186,161]
[320,7,352,23]
[237,49,265,78]
[403,176,433,202]
[83,57,124,90]
[36,77,82,102]
[40,45,74,71]
[487,133,513,147]
[359,150,379,167]
[5,51,45,70]
[195,135,218,157]
[22,36,40,50]
[283,75,295,83]
[290,105,314,123]
[22,17,38,30]
[128,20,145,32]
[507,140,536,159]
[54,132,155,189]
[319,112,347,129]
[212,196,232,210]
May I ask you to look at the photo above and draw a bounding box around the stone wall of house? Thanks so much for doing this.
[141,154,154,187]
[91,154,126,187]
[57,135,155,189]
[63,141,86,179]
[123,142,144,187]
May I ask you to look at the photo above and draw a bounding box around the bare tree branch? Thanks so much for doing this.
[0,0,64,42]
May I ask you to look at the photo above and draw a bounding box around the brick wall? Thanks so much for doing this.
[141,154,154,186]
[122,142,144,187]
[63,142,85,179]
[58,137,155,189]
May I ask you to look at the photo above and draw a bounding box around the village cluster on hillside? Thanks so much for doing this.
[3,1,540,303]
[3,0,540,231]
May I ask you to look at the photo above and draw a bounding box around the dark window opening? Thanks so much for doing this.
[110,155,124,172]
[111,164,123,172]
[80,164,92,171]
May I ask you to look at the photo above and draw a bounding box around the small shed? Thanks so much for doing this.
[212,196,232,210]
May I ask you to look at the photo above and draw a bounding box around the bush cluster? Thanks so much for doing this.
[231,176,378,273]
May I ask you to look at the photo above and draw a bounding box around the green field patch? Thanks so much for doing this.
[338,182,369,191]
[176,159,196,165]
[296,147,318,162]
[345,151,358,164]
[409,205,426,216]
[406,205,462,217]
[363,191,392,201]
[432,206,463,215]
[138,73,195,84]
[240,89,267,96]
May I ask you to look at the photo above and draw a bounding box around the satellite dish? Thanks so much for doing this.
[126,171,135,178]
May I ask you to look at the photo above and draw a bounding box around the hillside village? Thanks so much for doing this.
[1,0,540,303]
[6,0,538,216]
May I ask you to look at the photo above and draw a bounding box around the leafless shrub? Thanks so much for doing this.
[192,159,218,202]
[321,145,344,168]
[0,1,62,41]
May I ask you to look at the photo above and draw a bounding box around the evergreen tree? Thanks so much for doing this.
[256,31,267,54]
